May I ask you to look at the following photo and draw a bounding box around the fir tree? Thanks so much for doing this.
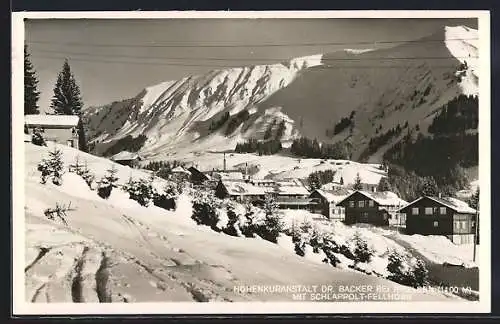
[24,45,40,115]
[50,59,88,152]
[412,259,429,287]
[420,177,439,197]
[377,177,392,192]
[50,60,83,115]
[353,172,363,190]
[259,194,283,243]
[37,148,65,185]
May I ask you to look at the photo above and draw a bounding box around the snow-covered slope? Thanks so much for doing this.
[23,142,455,303]
[85,26,478,162]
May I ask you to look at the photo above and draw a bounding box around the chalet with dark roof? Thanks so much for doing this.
[309,188,353,220]
[397,195,478,244]
[336,190,407,226]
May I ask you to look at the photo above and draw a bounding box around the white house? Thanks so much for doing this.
[25,114,80,148]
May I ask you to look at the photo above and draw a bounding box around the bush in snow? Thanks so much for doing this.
[255,194,283,243]
[31,128,47,146]
[412,259,429,287]
[321,237,341,267]
[123,175,156,207]
[309,225,323,253]
[350,232,375,264]
[97,165,119,199]
[239,202,263,237]
[37,147,65,185]
[191,191,222,231]
[153,182,181,211]
[222,201,241,236]
[43,201,76,226]
[68,156,95,189]
[386,250,429,288]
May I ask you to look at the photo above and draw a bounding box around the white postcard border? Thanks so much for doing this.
[12,10,491,315]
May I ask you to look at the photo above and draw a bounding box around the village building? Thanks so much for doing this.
[207,169,245,181]
[336,190,407,226]
[110,151,142,168]
[397,195,478,245]
[187,166,210,185]
[25,114,79,148]
[170,166,191,182]
[309,188,353,220]
[215,178,312,210]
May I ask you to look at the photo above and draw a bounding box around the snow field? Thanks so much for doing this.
[22,143,467,302]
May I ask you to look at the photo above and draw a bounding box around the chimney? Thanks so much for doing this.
[223,153,227,172]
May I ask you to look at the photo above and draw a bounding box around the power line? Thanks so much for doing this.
[31,48,478,62]
[27,37,478,48]
[34,54,467,69]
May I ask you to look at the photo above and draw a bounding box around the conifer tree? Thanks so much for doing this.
[353,172,363,190]
[420,177,439,197]
[377,177,391,192]
[24,45,40,115]
[469,187,480,210]
[50,59,88,151]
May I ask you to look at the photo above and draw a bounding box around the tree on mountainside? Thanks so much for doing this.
[353,173,363,190]
[469,187,480,210]
[24,45,40,115]
[420,177,439,197]
[50,59,88,152]
[377,177,392,192]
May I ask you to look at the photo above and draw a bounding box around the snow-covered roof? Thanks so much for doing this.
[171,166,190,174]
[275,184,310,196]
[111,151,141,161]
[398,196,477,214]
[220,180,267,196]
[336,190,407,207]
[220,179,310,197]
[313,188,353,203]
[359,190,408,207]
[217,172,244,180]
[25,114,79,127]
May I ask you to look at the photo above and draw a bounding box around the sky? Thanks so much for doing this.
[24,18,477,112]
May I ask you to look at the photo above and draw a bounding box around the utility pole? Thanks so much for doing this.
[473,207,479,262]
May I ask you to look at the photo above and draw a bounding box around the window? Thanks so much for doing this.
[368,200,374,207]
[440,207,447,215]
[358,200,365,208]
[433,221,439,227]
[349,201,355,208]
[412,207,419,215]
[425,207,433,215]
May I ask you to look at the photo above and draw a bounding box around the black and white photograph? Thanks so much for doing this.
[12,11,491,314]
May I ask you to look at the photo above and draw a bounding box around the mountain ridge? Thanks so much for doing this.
[85,25,478,163]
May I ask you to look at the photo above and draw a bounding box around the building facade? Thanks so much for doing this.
[309,189,352,220]
[398,196,478,245]
[25,114,79,148]
[336,190,407,226]
[215,179,312,209]
[110,151,142,167]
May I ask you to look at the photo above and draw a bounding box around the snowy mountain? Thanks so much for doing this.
[85,26,478,162]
